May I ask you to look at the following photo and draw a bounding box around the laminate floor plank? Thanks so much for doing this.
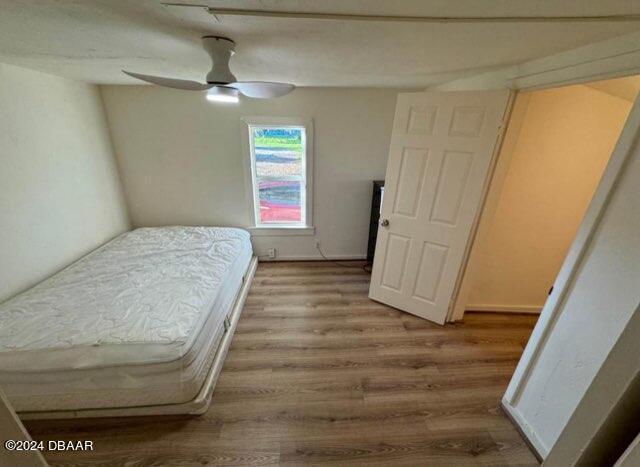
[24,261,539,466]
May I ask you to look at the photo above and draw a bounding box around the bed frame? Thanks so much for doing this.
[18,256,258,420]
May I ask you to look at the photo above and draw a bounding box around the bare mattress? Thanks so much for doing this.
[0,226,252,412]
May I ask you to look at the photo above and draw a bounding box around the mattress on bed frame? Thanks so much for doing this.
[0,226,252,412]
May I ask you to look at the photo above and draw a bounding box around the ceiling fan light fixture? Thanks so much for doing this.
[122,35,294,101]
[206,86,239,103]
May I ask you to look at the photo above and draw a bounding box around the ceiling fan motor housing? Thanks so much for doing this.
[203,36,237,84]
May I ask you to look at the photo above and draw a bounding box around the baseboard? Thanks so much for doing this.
[501,398,548,461]
[466,304,542,314]
[258,254,367,262]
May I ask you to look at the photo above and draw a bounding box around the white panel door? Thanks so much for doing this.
[369,91,510,324]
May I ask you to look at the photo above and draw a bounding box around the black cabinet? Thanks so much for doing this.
[366,180,385,264]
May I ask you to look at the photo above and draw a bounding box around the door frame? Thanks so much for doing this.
[448,68,640,323]
[502,94,640,403]
[446,33,640,320]
[445,32,640,321]
[504,102,639,457]
[445,90,518,321]
[446,79,640,458]
[426,36,640,460]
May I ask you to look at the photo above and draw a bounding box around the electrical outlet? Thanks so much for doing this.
[268,248,276,259]
[315,240,320,248]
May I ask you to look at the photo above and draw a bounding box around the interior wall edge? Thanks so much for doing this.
[614,432,640,467]
[0,62,130,302]
[450,91,532,321]
[583,83,638,104]
[97,85,133,229]
[503,97,640,452]
[544,307,640,466]
[501,398,548,460]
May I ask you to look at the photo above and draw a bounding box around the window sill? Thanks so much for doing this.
[249,226,315,237]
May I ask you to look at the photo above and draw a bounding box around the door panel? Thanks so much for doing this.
[393,148,429,217]
[369,91,510,324]
[406,105,438,135]
[430,150,473,225]
[413,242,449,303]
[380,233,411,291]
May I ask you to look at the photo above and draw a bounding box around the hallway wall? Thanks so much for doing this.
[467,84,631,312]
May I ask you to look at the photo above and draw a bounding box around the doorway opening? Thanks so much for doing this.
[455,74,639,321]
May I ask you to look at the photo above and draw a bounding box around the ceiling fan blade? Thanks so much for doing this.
[230,81,295,99]
[122,71,213,91]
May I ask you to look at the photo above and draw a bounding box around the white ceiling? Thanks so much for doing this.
[1,0,640,87]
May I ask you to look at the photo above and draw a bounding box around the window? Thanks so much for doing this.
[243,117,313,232]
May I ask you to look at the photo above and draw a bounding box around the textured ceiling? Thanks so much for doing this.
[1,0,640,87]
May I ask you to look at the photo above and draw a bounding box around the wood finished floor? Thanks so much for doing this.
[24,261,539,466]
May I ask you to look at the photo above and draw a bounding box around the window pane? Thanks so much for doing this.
[258,180,302,223]
[253,127,304,224]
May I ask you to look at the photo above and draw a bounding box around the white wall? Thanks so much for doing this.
[0,63,130,302]
[466,85,631,311]
[544,307,640,466]
[100,86,401,259]
[504,106,640,456]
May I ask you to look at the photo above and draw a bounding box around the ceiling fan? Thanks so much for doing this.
[123,36,295,103]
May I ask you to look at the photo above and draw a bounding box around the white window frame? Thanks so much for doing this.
[241,116,314,236]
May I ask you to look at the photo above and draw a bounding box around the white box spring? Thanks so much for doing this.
[0,226,252,412]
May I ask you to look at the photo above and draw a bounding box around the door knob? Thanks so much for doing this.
[379,218,389,227]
